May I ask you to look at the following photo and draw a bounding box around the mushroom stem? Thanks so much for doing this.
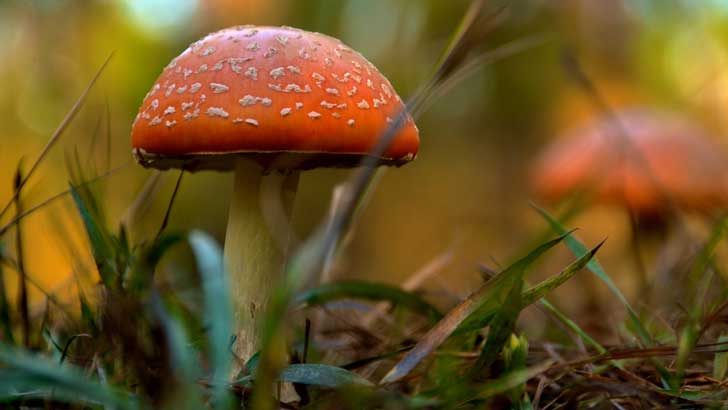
[224,158,299,371]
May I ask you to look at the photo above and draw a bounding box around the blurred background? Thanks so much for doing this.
[3,0,728,339]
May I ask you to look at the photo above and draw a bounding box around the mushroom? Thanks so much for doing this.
[130,26,420,366]
[531,108,728,220]
[531,108,728,297]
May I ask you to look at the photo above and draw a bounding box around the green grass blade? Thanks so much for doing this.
[381,233,569,384]
[469,278,523,376]
[294,281,442,323]
[538,299,606,354]
[126,233,184,292]
[531,203,653,345]
[150,293,204,409]
[713,334,728,380]
[461,360,553,404]
[469,240,603,375]
[70,184,115,286]
[521,240,605,306]
[279,364,373,388]
[189,231,232,410]
[676,215,728,385]
[0,343,136,409]
[455,232,574,334]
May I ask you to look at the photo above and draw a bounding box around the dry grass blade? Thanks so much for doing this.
[415,34,548,118]
[13,165,30,347]
[0,164,129,237]
[380,233,576,385]
[302,0,510,282]
[156,169,184,240]
[361,245,454,328]
[551,340,728,371]
[120,171,163,227]
[408,0,506,117]
[0,51,115,222]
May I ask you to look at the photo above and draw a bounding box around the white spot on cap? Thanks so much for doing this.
[229,57,252,74]
[312,72,325,87]
[367,79,375,89]
[275,35,289,46]
[268,83,283,92]
[181,102,194,111]
[233,118,244,124]
[165,84,176,97]
[357,100,370,109]
[320,101,336,109]
[149,116,162,126]
[270,67,285,80]
[287,65,302,74]
[324,57,333,67]
[189,83,202,93]
[347,86,358,96]
[239,95,257,106]
[183,68,193,79]
[264,47,278,58]
[382,84,392,98]
[245,118,259,127]
[332,73,349,83]
[332,112,341,119]
[165,120,177,128]
[212,61,224,71]
[176,85,188,94]
[245,67,258,80]
[280,107,292,117]
[210,83,229,93]
[348,119,355,127]
[197,64,208,73]
[295,102,304,110]
[150,99,160,110]
[326,88,340,96]
[284,83,311,93]
[308,111,322,119]
[258,97,272,106]
[163,106,176,116]
[373,98,382,108]
[246,42,260,51]
[243,29,258,37]
[206,107,229,118]
[336,103,347,109]
[201,47,216,56]
[183,109,200,120]
[147,84,161,97]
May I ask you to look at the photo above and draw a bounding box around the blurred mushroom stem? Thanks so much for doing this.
[224,158,299,371]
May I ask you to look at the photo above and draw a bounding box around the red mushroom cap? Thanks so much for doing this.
[131,25,419,171]
[531,109,728,215]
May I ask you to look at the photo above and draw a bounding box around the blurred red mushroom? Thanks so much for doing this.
[130,25,419,367]
[531,108,728,218]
